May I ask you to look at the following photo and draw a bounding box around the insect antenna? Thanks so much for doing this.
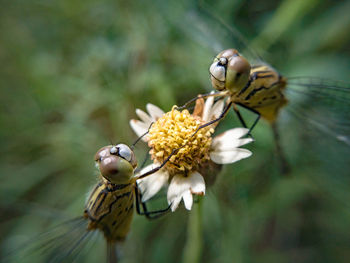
[109,138,116,146]
[131,122,154,150]
[197,0,263,61]
[176,91,225,111]
[134,152,150,174]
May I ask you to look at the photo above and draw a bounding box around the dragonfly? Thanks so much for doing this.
[4,143,180,263]
[166,1,350,175]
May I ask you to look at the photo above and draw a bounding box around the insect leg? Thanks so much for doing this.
[249,114,261,135]
[135,101,233,181]
[140,200,171,220]
[190,101,233,138]
[134,152,150,174]
[233,104,248,128]
[135,144,185,180]
[232,103,289,175]
[134,186,170,219]
[232,104,255,138]
[176,91,227,111]
[236,102,261,135]
[131,122,154,148]
[133,92,227,148]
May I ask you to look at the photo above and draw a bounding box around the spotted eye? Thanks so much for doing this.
[210,62,226,82]
[94,144,136,184]
[116,144,137,168]
[99,156,119,177]
[115,144,131,161]
[228,56,251,76]
[94,146,112,162]
[210,49,251,93]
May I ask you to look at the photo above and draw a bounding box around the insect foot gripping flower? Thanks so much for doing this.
[130,96,253,212]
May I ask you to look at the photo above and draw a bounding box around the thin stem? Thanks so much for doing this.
[183,198,203,263]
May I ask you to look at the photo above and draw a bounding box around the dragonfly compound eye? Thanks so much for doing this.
[116,144,137,168]
[210,62,226,81]
[225,55,251,92]
[94,146,112,162]
[218,49,251,94]
[209,62,226,91]
[99,155,134,184]
[210,49,250,92]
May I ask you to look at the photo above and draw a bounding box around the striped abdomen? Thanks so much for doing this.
[84,181,134,242]
[234,65,288,122]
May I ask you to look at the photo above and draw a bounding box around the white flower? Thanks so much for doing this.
[166,171,205,211]
[130,104,164,141]
[130,96,253,211]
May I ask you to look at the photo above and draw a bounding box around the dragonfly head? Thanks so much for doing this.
[209,49,251,94]
[94,144,137,184]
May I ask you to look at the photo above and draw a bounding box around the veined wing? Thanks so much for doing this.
[286,77,350,146]
[2,217,99,263]
[159,0,263,63]
[159,0,350,147]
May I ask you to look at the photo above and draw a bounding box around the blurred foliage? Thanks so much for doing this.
[0,0,350,262]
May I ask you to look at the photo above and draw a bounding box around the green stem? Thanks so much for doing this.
[183,198,203,263]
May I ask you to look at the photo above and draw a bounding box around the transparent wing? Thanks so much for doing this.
[285,77,350,146]
[159,0,263,63]
[158,0,350,148]
[2,217,98,263]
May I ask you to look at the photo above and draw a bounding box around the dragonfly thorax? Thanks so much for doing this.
[84,180,135,242]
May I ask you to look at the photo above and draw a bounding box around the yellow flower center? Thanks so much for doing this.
[147,107,214,175]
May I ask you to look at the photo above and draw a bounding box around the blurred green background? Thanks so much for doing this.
[1,0,350,262]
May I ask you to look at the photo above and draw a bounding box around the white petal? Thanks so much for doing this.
[223,128,250,139]
[136,164,169,202]
[189,171,206,195]
[167,172,205,211]
[182,191,193,210]
[208,99,224,121]
[202,93,214,122]
[146,103,164,120]
[212,138,254,152]
[211,128,252,149]
[210,148,252,164]
[212,134,253,152]
[129,119,149,140]
[136,109,152,125]
[170,196,182,212]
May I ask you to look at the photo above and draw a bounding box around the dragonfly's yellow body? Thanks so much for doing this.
[7,144,173,262]
[207,48,349,147]
[210,49,288,123]
[233,65,288,123]
[84,177,135,242]
[207,49,291,174]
